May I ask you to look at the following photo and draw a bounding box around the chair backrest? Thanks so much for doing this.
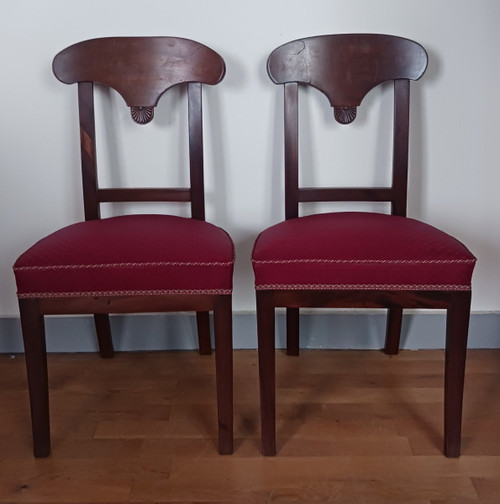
[53,37,226,221]
[267,34,428,219]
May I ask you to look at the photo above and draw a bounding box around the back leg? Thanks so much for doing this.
[196,311,212,355]
[384,307,403,355]
[286,307,299,356]
[93,314,114,358]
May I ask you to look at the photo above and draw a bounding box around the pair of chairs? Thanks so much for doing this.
[13,35,476,459]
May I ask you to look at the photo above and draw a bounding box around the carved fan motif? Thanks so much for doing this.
[130,106,155,124]
[334,106,357,125]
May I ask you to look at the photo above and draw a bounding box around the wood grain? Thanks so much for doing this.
[1,349,499,503]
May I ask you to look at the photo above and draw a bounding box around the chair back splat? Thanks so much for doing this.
[266,34,427,219]
[252,34,475,458]
[52,37,226,221]
[14,37,233,457]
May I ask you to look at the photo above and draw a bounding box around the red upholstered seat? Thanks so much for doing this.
[252,212,475,291]
[15,214,234,298]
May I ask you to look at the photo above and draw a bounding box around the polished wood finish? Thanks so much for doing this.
[258,34,472,457]
[93,314,114,358]
[213,296,234,454]
[53,37,225,109]
[286,307,300,356]
[19,37,232,457]
[273,36,424,219]
[385,306,404,355]
[2,349,500,503]
[18,299,50,458]
[196,311,212,356]
[267,34,427,108]
[257,291,276,456]
[68,40,223,222]
[444,292,472,458]
[259,289,472,458]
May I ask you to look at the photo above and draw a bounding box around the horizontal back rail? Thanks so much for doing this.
[298,187,395,203]
[96,188,191,203]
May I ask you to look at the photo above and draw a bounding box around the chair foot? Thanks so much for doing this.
[217,430,233,455]
[444,440,461,458]
[262,438,277,456]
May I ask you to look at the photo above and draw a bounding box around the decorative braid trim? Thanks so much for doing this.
[255,283,471,291]
[15,261,233,272]
[17,288,232,299]
[252,258,476,265]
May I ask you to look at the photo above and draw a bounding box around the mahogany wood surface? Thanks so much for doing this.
[274,35,421,218]
[1,349,500,503]
[17,37,232,457]
[53,37,226,108]
[256,34,472,458]
[267,33,427,107]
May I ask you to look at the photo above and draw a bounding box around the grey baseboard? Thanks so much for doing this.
[0,311,499,353]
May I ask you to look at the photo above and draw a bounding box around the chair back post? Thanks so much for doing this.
[284,82,300,220]
[77,82,100,221]
[392,78,410,217]
[188,82,206,221]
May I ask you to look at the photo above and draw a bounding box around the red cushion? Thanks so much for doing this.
[14,214,234,298]
[252,212,476,291]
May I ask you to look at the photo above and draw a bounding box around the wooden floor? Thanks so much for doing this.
[1,349,500,503]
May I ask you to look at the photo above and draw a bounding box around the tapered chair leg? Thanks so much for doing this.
[384,307,403,355]
[257,290,277,456]
[19,299,51,458]
[286,307,300,356]
[444,291,471,457]
[196,311,212,355]
[93,314,114,358]
[213,296,233,454]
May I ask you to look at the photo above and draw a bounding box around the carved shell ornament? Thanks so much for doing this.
[130,106,155,124]
[334,106,357,125]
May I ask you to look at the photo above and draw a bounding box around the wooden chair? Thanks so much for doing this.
[252,34,476,457]
[13,37,234,457]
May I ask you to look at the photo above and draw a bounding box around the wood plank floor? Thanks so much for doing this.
[1,349,499,503]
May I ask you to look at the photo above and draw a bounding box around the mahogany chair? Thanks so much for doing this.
[252,34,476,457]
[14,37,234,457]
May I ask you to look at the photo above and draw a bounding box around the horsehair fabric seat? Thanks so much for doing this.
[252,34,476,458]
[253,212,475,291]
[13,37,234,457]
[15,214,234,297]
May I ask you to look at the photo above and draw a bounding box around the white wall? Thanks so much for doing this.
[1,0,499,316]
